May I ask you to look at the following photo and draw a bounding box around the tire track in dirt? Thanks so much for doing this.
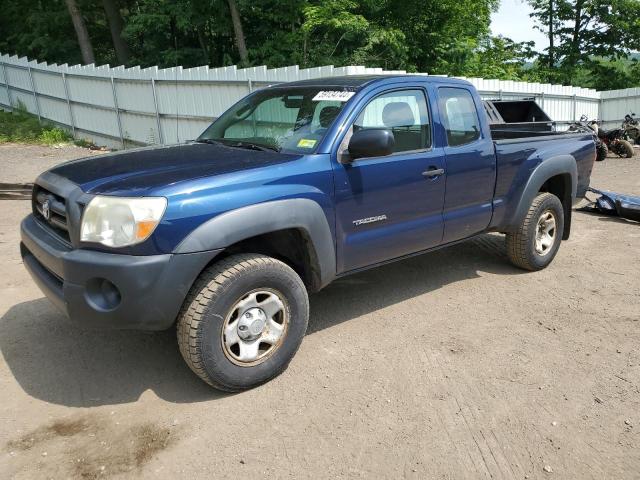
[437,349,530,479]
[421,346,526,480]
[418,348,496,479]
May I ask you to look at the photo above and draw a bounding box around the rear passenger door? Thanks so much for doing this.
[438,87,496,243]
[332,87,446,273]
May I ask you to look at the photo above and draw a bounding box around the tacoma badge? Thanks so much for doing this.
[353,215,388,226]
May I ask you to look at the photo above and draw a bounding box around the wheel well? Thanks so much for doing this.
[217,229,322,292]
[538,174,572,240]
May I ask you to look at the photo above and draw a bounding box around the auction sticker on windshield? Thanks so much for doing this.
[297,139,317,149]
[312,91,355,102]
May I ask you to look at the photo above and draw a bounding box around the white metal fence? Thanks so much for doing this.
[0,53,610,149]
[600,88,640,129]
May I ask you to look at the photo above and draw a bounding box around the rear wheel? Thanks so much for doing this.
[620,139,635,158]
[506,192,564,271]
[177,254,309,391]
[612,140,634,158]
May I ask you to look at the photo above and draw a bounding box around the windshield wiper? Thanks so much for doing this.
[228,141,280,153]
[194,138,224,146]
[195,138,280,153]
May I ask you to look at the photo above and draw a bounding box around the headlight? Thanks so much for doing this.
[80,196,167,247]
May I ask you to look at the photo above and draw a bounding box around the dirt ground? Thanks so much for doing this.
[0,142,638,480]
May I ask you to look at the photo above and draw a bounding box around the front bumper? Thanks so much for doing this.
[20,214,221,330]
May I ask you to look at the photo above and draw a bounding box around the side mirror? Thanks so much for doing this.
[347,128,395,160]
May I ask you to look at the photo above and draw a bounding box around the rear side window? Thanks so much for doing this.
[439,87,481,147]
[353,89,431,153]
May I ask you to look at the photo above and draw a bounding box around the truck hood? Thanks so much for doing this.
[47,143,300,195]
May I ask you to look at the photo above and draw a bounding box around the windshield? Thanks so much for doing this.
[198,87,354,154]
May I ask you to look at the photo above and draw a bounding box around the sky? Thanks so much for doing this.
[491,0,549,52]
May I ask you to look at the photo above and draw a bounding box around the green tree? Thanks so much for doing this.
[102,0,131,65]
[0,0,80,65]
[529,0,640,85]
[65,0,96,64]
[0,0,507,74]
[227,0,248,63]
[383,0,499,74]
[463,36,536,80]
[6,0,638,91]
[300,0,407,69]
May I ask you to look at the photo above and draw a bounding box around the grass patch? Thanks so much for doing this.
[0,106,74,145]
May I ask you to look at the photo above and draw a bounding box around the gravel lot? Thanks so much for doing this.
[0,142,638,479]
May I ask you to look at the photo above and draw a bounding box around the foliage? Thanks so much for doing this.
[0,105,73,145]
[460,36,537,80]
[0,0,508,73]
[0,0,638,90]
[527,0,640,87]
[300,0,407,69]
[0,0,80,64]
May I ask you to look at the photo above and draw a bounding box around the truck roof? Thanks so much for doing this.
[273,74,472,90]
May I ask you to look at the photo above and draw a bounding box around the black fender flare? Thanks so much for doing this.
[174,198,336,288]
[509,155,577,239]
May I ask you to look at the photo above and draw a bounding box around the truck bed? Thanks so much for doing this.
[484,99,556,135]
[489,132,596,232]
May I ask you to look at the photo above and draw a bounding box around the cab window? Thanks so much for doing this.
[352,89,431,154]
[439,87,481,147]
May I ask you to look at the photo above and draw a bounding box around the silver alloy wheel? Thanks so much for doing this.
[535,209,556,256]
[221,289,289,366]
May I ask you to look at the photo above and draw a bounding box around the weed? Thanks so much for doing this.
[0,104,73,145]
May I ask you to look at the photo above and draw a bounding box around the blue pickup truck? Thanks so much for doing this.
[21,75,595,391]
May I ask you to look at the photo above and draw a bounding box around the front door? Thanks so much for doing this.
[333,87,447,273]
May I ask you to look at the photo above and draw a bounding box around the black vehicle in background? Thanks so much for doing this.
[569,115,608,162]
[623,113,640,145]
[596,123,635,158]
[570,115,635,160]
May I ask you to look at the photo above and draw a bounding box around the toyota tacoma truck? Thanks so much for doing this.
[20,75,596,391]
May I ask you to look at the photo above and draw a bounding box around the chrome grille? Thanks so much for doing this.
[33,186,71,242]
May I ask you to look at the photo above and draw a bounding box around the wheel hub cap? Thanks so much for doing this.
[535,210,556,256]
[222,290,288,366]
[237,308,267,340]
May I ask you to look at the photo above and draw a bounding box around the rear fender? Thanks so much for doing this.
[507,155,577,239]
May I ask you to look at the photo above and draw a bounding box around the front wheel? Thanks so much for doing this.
[177,254,309,391]
[620,139,635,158]
[612,139,635,158]
[506,192,564,271]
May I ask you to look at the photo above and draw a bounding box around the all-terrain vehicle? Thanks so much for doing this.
[595,121,635,158]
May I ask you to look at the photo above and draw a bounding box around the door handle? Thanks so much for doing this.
[422,167,445,178]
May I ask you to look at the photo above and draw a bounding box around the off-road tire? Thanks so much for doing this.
[177,253,309,391]
[612,140,634,158]
[595,142,608,162]
[506,192,564,271]
[620,139,635,158]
